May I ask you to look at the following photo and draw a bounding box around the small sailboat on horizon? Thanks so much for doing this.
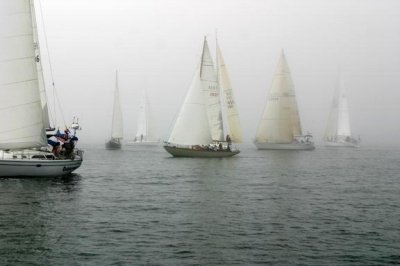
[126,89,159,146]
[254,51,315,150]
[163,37,242,157]
[0,0,83,177]
[323,73,360,148]
[105,71,124,150]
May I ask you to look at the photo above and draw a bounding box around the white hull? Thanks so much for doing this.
[0,158,82,177]
[324,141,359,148]
[254,142,315,150]
[126,141,159,146]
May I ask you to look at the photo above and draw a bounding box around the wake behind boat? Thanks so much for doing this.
[254,51,315,150]
[163,37,242,158]
[0,0,83,177]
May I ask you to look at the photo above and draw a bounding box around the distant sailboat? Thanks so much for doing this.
[106,71,123,150]
[0,0,83,177]
[323,73,359,147]
[127,89,159,146]
[163,37,241,157]
[254,51,315,150]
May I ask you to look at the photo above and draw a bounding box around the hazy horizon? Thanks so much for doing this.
[35,0,400,147]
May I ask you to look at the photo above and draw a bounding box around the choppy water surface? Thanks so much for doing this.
[1,144,399,265]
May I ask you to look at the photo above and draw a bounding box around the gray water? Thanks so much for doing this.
[1,145,399,265]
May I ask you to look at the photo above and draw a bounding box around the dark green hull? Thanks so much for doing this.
[163,145,239,158]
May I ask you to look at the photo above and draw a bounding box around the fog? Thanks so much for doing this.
[37,0,400,147]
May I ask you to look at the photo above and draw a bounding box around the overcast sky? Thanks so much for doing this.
[36,0,400,147]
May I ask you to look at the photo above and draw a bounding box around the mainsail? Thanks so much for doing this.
[111,71,123,140]
[0,0,47,149]
[255,51,303,143]
[216,41,243,143]
[324,73,352,140]
[135,89,157,142]
[201,38,224,142]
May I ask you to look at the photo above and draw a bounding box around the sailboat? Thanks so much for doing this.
[163,37,241,157]
[105,71,124,150]
[254,51,315,150]
[323,73,360,147]
[0,0,83,177]
[126,89,159,146]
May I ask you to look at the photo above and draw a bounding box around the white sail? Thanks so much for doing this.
[168,67,212,145]
[324,73,352,139]
[0,0,47,150]
[216,41,243,143]
[31,0,51,129]
[255,51,302,143]
[135,89,158,142]
[111,71,123,139]
[201,38,224,142]
[337,78,351,137]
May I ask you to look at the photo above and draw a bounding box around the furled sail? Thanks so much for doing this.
[168,67,212,145]
[111,71,123,139]
[0,0,47,149]
[216,41,243,143]
[255,51,302,143]
[201,38,224,142]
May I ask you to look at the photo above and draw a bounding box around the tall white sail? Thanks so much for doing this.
[324,73,351,139]
[168,67,212,145]
[31,0,51,129]
[0,0,47,150]
[111,71,123,139]
[336,78,351,137]
[135,89,157,141]
[216,41,243,143]
[201,38,224,142]
[255,51,302,143]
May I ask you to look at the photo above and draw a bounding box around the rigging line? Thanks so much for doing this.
[37,0,66,127]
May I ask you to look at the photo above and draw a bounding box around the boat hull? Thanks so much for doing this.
[126,141,159,146]
[105,140,121,150]
[324,141,359,148]
[0,158,82,177]
[254,142,315,150]
[163,145,240,158]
